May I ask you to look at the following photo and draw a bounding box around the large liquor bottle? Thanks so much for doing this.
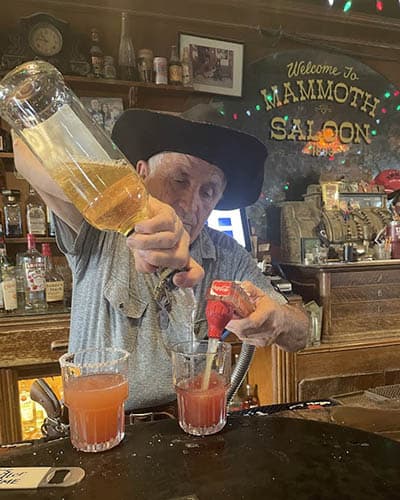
[42,243,64,307]
[0,61,149,237]
[20,234,47,312]
[118,12,136,80]
[26,187,47,236]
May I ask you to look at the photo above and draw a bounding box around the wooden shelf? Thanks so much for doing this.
[5,237,55,244]
[0,153,14,159]
[65,75,195,94]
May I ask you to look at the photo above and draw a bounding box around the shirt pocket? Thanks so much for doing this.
[103,276,148,320]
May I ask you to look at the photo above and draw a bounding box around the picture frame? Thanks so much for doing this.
[81,97,124,136]
[179,32,244,97]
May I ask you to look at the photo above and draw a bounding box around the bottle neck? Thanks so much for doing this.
[121,13,129,37]
[27,234,36,250]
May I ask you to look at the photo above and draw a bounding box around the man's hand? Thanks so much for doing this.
[126,195,204,288]
[226,281,308,352]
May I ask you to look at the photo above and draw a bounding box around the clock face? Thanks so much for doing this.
[28,23,63,57]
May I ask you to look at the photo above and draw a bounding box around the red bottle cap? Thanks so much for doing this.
[41,243,52,257]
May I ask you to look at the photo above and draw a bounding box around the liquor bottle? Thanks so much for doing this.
[168,45,183,85]
[2,190,23,237]
[0,127,12,152]
[89,28,104,78]
[0,61,150,237]
[20,234,47,312]
[118,12,136,81]
[42,243,64,307]
[181,47,193,87]
[0,239,7,311]
[26,187,47,236]
[1,264,17,312]
[241,383,260,410]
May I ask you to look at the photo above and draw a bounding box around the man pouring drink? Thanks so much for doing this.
[1,61,308,447]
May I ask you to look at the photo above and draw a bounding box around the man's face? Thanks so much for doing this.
[91,100,100,112]
[143,153,226,242]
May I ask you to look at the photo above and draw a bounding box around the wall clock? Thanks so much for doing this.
[28,21,64,57]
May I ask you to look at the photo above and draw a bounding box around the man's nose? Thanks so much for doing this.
[176,187,200,213]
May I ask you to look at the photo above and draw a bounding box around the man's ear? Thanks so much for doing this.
[136,160,150,179]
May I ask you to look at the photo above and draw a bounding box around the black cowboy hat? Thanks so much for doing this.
[111,104,268,210]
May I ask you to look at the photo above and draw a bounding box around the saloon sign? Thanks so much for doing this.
[260,59,380,154]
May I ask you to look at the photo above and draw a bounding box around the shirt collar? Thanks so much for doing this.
[190,226,217,264]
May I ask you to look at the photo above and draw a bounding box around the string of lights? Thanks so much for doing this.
[327,0,400,13]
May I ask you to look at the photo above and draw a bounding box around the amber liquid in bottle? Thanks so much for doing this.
[50,161,149,235]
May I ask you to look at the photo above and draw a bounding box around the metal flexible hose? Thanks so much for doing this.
[227,343,255,403]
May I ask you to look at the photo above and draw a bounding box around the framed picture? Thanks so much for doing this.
[81,97,124,135]
[179,33,244,97]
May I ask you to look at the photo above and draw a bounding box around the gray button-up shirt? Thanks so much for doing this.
[56,219,285,411]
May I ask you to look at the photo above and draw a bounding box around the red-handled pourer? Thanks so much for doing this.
[206,300,234,339]
[206,280,255,340]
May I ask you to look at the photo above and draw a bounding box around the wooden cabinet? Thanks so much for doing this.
[253,261,400,405]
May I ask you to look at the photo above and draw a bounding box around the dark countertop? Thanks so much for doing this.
[1,414,400,500]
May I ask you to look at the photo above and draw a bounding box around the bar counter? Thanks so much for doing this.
[1,410,400,499]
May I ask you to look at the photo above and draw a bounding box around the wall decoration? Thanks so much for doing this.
[81,97,124,135]
[0,13,90,76]
[207,49,400,239]
[179,33,244,97]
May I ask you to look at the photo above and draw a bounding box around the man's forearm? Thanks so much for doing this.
[275,304,309,352]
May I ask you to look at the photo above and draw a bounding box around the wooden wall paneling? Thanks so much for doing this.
[0,368,21,444]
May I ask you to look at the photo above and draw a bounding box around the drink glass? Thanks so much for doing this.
[59,348,129,453]
[171,340,231,436]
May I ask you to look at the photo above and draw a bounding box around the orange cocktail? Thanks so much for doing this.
[59,348,130,453]
[64,373,128,451]
[176,371,228,430]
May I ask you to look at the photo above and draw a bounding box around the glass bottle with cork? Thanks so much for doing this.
[168,45,183,85]
[2,189,23,237]
[19,233,47,312]
[26,186,47,236]
[118,12,136,81]
[42,243,65,308]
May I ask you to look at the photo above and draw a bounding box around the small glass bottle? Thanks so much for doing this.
[118,12,136,81]
[0,127,12,152]
[241,383,260,410]
[2,190,23,237]
[0,243,8,311]
[26,186,46,236]
[20,233,47,312]
[89,28,104,78]
[42,243,65,307]
[168,45,183,85]
[181,47,193,87]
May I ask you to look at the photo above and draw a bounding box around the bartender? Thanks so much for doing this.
[12,104,309,412]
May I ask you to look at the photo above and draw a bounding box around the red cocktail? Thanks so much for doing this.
[176,371,228,434]
[171,341,231,436]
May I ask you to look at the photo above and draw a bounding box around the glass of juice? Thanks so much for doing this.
[171,340,231,436]
[59,348,130,453]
